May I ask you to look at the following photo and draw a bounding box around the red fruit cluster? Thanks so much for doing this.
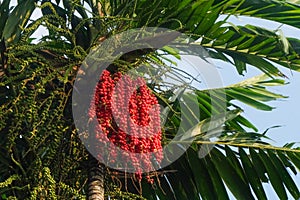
[89,70,163,181]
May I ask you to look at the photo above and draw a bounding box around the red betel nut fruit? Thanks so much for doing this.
[89,70,163,181]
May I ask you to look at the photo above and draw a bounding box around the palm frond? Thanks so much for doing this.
[143,73,299,199]
[143,145,300,200]
[198,23,300,75]
[219,0,300,29]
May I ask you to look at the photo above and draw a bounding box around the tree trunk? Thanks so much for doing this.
[88,154,105,200]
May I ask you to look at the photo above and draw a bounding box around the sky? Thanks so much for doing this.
[8,0,300,199]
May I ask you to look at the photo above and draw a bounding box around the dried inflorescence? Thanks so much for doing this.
[89,70,163,182]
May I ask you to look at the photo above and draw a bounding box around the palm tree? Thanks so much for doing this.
[0,0,300,199]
